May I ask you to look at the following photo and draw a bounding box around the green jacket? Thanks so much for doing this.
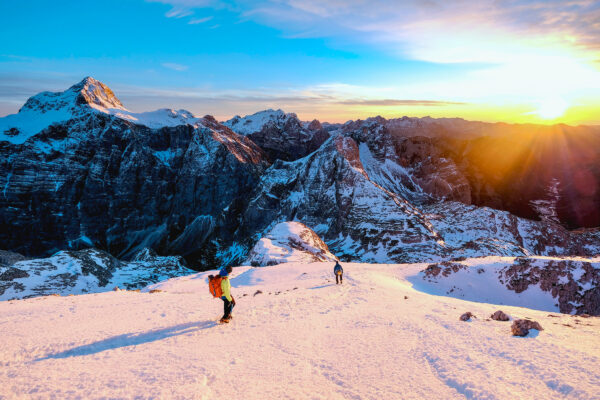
[221,277,232,301]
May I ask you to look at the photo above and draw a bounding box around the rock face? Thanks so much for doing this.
[368,115,600,228]
[224,109,330,162]
[0,78,269,268]
[0,250,30,268]
[0,78,599,271]
[0,248,192,300]
[511,319,543,336]
[415,256,600,316]
[245,222,338,266]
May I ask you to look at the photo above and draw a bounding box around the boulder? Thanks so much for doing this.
[491,310,510,321]
[459,312,475,321]
[511,319,543,336]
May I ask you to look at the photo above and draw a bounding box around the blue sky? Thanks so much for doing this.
[1,0,599,123]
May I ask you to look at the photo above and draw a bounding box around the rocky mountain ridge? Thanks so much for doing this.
[1,77,599,270]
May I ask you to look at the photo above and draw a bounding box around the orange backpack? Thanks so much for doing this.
[208,275,223,298]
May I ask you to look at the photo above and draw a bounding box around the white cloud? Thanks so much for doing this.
[165,8,194,18]
[188,16,213,24]
[161,63,189,71]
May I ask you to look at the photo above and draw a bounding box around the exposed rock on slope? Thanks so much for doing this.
[338,116,600,228]
[415,256,600,315]
[1,78,599,269]
[245,221,338,266]
[0,78,269,265]
[0,248,192,300]
[224,109,330,162]
[240,134,446,263]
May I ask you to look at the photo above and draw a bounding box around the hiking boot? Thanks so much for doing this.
[219,317,230,324]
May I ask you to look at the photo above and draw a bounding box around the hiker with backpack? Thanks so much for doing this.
[208,265,236,324]
[334,261,343,284]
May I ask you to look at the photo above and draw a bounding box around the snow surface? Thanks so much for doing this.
[223,109,298,135]
[410,256,600,313]
[0,77,203,144]
[2,261,599,399]
[0,249,192,301]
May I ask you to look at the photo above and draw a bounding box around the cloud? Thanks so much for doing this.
[165,8,194,18]
[161,63,189,71]
[336,99,468,106]
[188,16,213,24]
[150,0,600,64]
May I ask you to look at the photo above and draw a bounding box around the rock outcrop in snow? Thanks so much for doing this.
[245,222,338,266]
[0,248,192,300]
[416,256,600,315]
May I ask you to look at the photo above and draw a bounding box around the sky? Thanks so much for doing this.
[1,0,599,124]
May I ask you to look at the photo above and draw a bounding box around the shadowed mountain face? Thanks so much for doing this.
[0,78,599,269]
[0,78,269,267]
[441,128,600,229]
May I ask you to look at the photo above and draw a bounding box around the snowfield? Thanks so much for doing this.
[1,261,599,399]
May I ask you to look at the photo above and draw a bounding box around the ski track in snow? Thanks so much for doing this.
[1,262,599,399]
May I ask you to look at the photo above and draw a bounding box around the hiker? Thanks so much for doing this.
[334,261,343,284]
[218,266,235,323]
[209,266,236,323]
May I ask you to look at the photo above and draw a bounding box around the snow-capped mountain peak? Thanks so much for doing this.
[19,76,126,114]
[1,77,204,144]
[71,76,127,111]
[223,109,299,135]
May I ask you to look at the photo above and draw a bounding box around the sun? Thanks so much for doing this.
[536,96,569,120]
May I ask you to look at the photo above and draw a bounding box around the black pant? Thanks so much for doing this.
[222,297,234,319]
[336,273,343,284]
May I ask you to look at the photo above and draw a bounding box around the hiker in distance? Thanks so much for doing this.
[208,265,236,324]
[334,261,344,284]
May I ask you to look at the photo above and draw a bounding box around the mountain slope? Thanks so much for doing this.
[1,261,599,399]
[0,78,269,264]
[1,78,599,268]
[224,109,330,162]
[0,248,192,300]
[245,221,338,266]
[0,77,205,145]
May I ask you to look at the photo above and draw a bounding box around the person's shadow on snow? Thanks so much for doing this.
[35,320,216,361]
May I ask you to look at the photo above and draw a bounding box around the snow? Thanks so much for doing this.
[223,109,298,135]
[0,77,203,145]
[1,260,599,399]
[529,178,561,224]
[245,221,338,265]
[97,107,202,130]
[0,108,73,144]
[0,249,191,301]
[411,257,556,311]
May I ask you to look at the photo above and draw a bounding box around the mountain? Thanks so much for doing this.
[0,77,203,145]
[0,77,599,270]
[0,77,268,267]
[245,221,338,266]
[350,116,600,228]
[224,109,330,162]
[0,248,192,300]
